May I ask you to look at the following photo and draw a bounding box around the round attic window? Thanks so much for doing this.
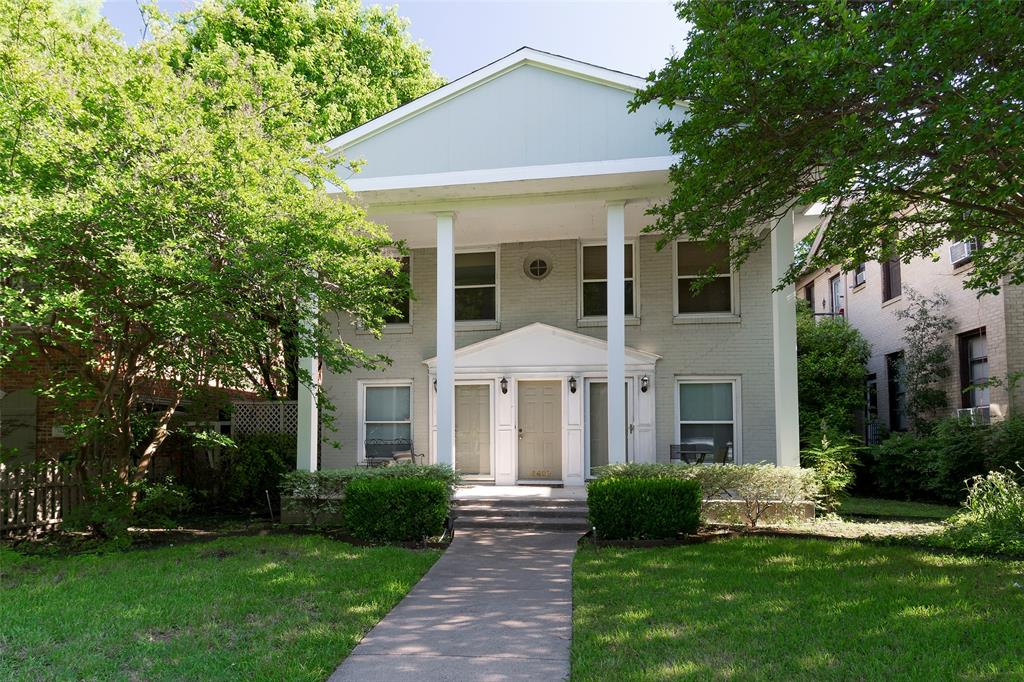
[524,257,550,280]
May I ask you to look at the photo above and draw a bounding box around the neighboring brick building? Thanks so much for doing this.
[797,238,1023,441]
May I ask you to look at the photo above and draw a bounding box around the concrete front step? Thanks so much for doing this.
[453,497,586,509]
[454,505,588,519]
[455,515,591,531]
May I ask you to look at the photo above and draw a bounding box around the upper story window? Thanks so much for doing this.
[950,238,980,269]
[455,250,498,322]
[675,241,733,315]
[384,256,411,325]
[886,351,907,432]
[853,263,866,287]
[579,243,635,318]
[881,256,902,302]
[958,328,989,408]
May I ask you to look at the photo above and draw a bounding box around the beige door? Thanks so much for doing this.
[517,380,562,481]
[455,384,491,477]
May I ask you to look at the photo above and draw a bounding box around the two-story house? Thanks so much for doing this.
[798,233,1024,441]
[295,48,822,485]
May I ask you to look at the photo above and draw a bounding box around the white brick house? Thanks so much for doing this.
[296,48,819,484]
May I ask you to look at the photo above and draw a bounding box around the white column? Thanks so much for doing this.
[606,201,626,464]
[435,212,455,467]
[771,210,801,467]
[296,291,319,472]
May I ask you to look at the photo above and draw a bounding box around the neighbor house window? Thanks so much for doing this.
[886,352,907,432]
[384,256,411,325]
[864,373,880,444]
[959,328,989,408]
[455,250,497,322]
[360,382,412,459]
[676,379,738,464]
[829,274,843,315]
[580,243,635,318]
[853,263,866,287]
[675,241,733,315]
[950,238,980,269]
[803,281,815,312]
[881,256,902,302]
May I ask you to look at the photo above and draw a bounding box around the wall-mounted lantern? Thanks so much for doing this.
[568,376,577,394]
[640,375,650,393]
[500,377,508,395]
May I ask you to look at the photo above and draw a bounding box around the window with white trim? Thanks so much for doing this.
[676,379,737,464]
[675,241,733,315]
[455,250,497,322]
[580,243,635,318]
[361,383,412,459]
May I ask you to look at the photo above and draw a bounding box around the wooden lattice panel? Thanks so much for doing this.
[231,401,298,437]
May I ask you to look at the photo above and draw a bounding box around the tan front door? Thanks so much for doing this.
[455,384,491,477]
[517,380,562,481]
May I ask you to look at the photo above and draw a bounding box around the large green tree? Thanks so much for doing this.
[634,1,1024,295]
[0,0,404,481]
[159,0,442,398]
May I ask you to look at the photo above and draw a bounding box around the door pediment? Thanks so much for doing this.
[424,323,660,373]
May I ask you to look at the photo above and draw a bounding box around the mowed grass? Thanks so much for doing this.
[0,534,438,681]
[572,536,1024,681]
[841,496,958,520]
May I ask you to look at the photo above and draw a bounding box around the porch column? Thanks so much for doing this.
[771,210,800,467]
[296,291,319,472]
[435,212,455,466]
[606,200,626,464]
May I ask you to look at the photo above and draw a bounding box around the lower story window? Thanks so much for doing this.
[959,328,989,408]
[676,379,737,464]
[361,383,412,459]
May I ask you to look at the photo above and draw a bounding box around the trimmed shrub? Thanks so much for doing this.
[344,477,449,542]
[594,462,820,527]
[279,464,460,528]
[587,476,702,539]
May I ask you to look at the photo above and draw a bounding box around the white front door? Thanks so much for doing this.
[517,380,562,481]
[455,383,492,478]
[585,378,634,477]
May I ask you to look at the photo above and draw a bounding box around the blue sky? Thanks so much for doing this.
[100,1,686,79]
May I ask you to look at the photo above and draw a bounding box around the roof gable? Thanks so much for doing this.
[424,323,661,372]
[329,48,679,181]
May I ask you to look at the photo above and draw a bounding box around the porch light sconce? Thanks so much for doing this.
[641,376,650,393]
[433,379,437,392]
[500,377,508,395]
[568,376,577,394]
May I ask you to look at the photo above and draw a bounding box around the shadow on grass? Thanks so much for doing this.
[572,536,1024,681]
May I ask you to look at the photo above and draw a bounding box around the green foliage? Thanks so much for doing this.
[169,0,444,142]
[861,416,1024,504]
[279,464,460,528]
[800,429,858,513]
[633,1,1024,295]
[796,302,872,438]
[936,466,1024,556]
[0,0,413,479]
[64,474,191,539]
[896,289,954,431]
[587,476,702,540]
[223,432,296,510]
[343,477,449,543]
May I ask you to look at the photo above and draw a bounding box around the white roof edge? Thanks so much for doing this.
[422,322,662,367]
[324,47,650,154]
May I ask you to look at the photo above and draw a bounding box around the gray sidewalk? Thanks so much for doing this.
[329,529,580,682]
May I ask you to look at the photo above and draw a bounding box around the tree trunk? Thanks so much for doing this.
[130,391,182,505]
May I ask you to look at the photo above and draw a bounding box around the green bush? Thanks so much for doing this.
[64,474,192,539]
[587,476,702,540]
[223,432,295,510]
[279,464,460,528]
[861,416,1024,504]
[344,477,449,542]
[594,462,820,526]
[801,429,858,512]
[932,465,1024,556]
[133,477,192,527]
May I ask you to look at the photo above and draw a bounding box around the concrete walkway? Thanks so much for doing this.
[329,529,580,682]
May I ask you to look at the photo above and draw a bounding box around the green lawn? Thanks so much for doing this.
[840,496,958,520]
[573,536,1024,681]
[0,534,438,681]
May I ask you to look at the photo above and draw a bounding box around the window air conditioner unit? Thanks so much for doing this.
[956,406,990,425]
[949,239,979,268]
